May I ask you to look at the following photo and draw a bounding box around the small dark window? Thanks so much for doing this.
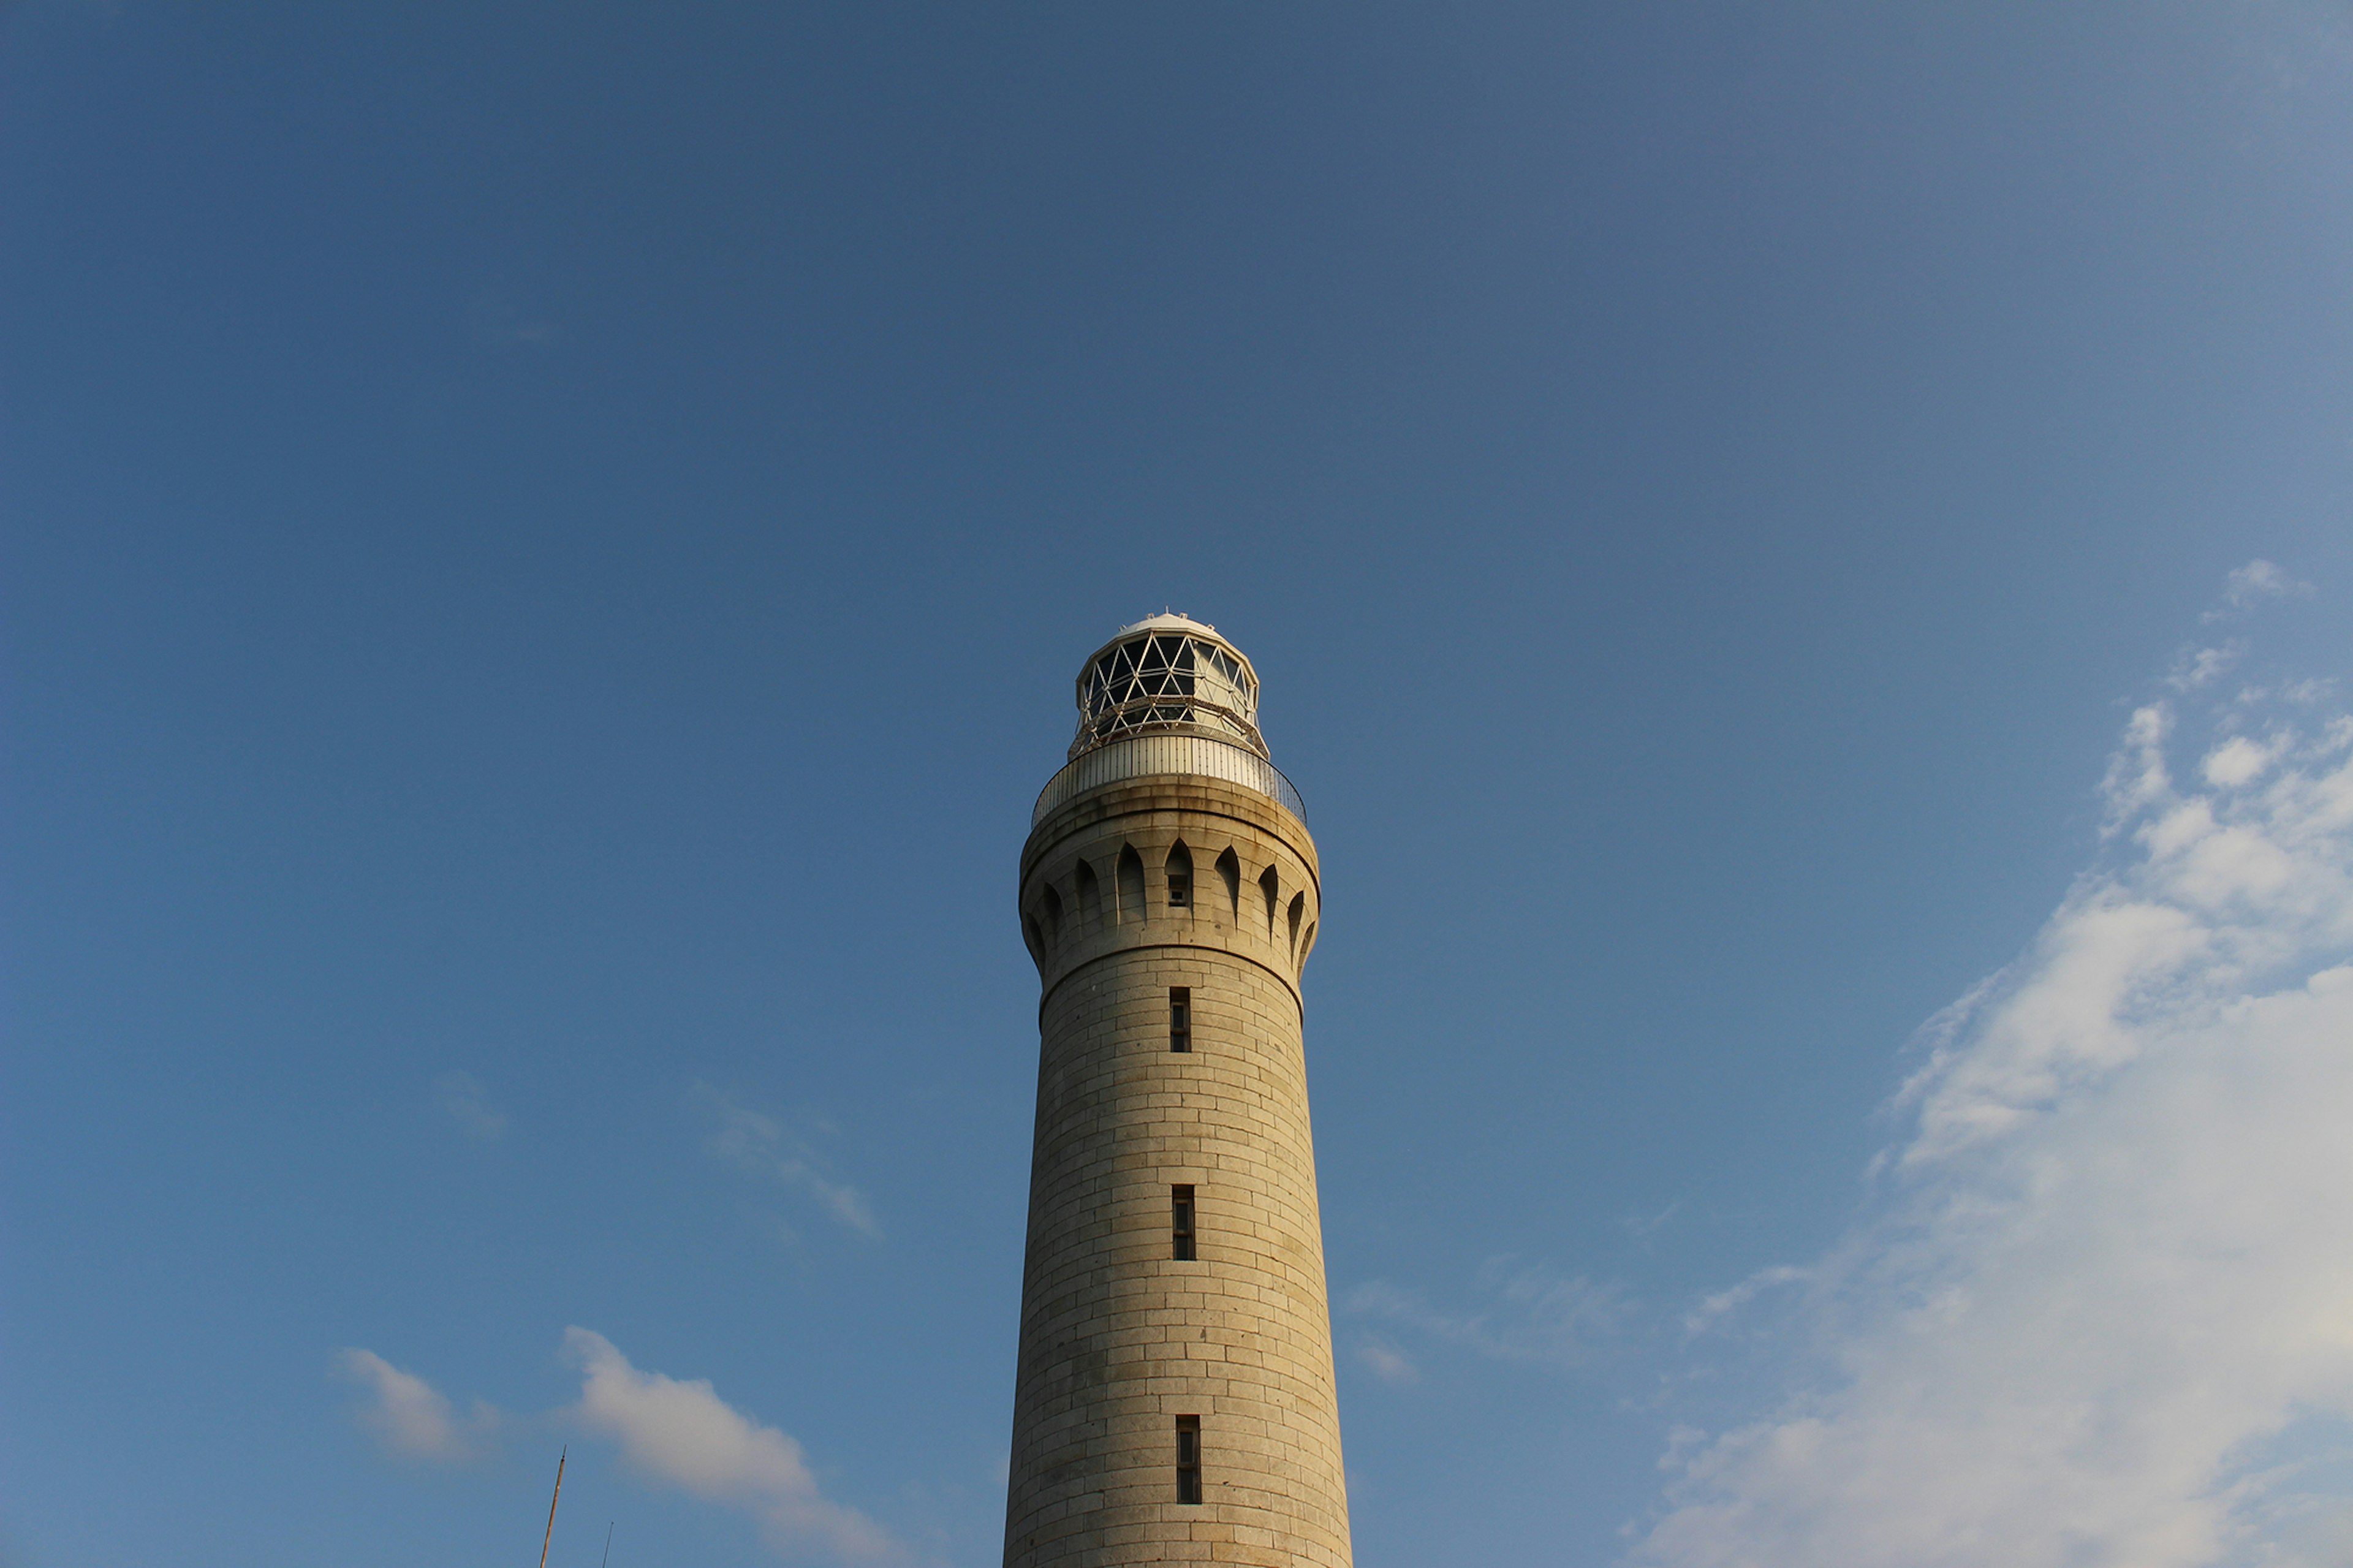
[1168,873,1189,907]
[1171,1184,1195,1261]
[1175,1417,1202,1504]
[1169,987,1191,1053]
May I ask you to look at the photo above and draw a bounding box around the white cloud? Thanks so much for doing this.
[435,1070,507,1141]
[2169,641,2245,692]
[1355,1336,1420,1384]
[335,1349,496,1461]
[1637,645,2353,1567]
[1682,1266,1806,1338]
[694,1083,880,1238]
[330,1333,905,1562]
[563,1328,904,1562]
[2203,735,2278,789]
[2221,559,2314,612]
[2100,702,2173,831]
[1348,1258,1632,1371]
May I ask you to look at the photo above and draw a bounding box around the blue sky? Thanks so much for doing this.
[7,5,2353,1566]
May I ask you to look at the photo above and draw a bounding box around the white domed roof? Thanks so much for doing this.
[1116,611,1219,637]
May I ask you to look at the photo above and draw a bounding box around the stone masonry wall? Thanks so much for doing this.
[1004,776,1351,1568]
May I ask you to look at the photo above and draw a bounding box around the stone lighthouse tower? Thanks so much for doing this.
[1004,615,1351,1568]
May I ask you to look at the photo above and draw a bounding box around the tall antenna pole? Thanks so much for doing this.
[600,1521,615,1568]
[537,1447,567,1568]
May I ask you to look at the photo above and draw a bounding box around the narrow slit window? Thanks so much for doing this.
[1169,987,1191,1053]
[1175,1417,1202,1504]
[1171,1184,1195,1261]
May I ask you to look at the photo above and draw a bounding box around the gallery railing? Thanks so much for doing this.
[1034,733,1307,825]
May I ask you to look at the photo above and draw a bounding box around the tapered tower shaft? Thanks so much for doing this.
[1006,616,1350,1568]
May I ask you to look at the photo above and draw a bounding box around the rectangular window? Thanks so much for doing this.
[1175,1416,1202,1504]
[1168,871,1190,908]
[1169,987,1191,1053]
[1171,1184,1195,1261]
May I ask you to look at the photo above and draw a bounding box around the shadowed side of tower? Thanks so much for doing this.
[1004,617,1351,1568]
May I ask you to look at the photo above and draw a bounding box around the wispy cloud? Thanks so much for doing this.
[693,1083,880,1238]
[434,1070,507,1142]
[1354,1336,1420,1384]
[334,1333,908,1564]
[563,1327,906,1562]
[1347,1258,1632,1371]
[2167,638,2244,692]
[1637,573,2353,1567]
[334,1349,498,1461]
[1622,1200,1683,1240]
[1680,1265,1806,1338]
[2209,558,2314,618]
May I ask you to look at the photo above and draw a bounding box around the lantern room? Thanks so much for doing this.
[1069,613,1265,762]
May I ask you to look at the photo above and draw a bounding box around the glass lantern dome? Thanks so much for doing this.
[1069,613,1265,761]
[1034,614,1305,826]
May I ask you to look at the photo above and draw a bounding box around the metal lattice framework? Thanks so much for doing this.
[1070,618,1265,760]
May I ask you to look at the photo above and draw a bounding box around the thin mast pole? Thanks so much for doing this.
[600,1521,615,1568]
[537,1447,567,1568]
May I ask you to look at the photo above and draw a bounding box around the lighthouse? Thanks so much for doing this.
[1004,615,1352,1568]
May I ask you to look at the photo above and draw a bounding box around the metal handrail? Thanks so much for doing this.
[1033,733,1307,826]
